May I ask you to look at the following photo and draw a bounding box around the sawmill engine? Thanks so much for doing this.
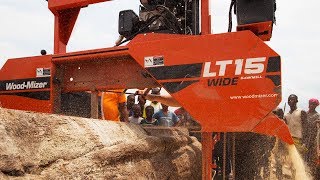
[118,0,200,39]
[118,0,276,41]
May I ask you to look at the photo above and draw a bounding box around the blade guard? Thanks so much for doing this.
[252,113,294,145]
[128,31,293,144]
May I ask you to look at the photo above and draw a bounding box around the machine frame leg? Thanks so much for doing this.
[90,91,99,119]
[202,132,213,180]
[51,64,63,114]
[223,133,227,179]
[232,133,236,179]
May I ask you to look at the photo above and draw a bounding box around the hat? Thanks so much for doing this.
[309,98,319,106]
[151,87,161,94]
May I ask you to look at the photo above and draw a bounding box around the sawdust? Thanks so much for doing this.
[269,139,313,180]
[287,144,310,180]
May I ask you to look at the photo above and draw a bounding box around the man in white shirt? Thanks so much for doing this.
[284,94,307,155]
[143,88,162,117]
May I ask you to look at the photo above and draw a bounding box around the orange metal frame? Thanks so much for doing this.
[237,21,274,41]
[48,1,214,179]
[0,1,293,180]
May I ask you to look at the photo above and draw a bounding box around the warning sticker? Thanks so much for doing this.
[36,68,51,77]
[144,56,164,67]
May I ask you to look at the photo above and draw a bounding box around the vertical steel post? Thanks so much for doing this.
[201,1,212,179]
[51,64,62,114]
[232,133,236,179]
[201,0,211,34]
[90,91,99,119]
[223,133,227,179]
[202,132,213,180]
[51,7,80,114]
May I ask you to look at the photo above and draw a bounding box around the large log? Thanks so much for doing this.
[0,108,201,179]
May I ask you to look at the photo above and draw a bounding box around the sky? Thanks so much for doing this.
[0,0,319,113]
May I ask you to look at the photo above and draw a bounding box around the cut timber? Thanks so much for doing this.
[0,108,201,179]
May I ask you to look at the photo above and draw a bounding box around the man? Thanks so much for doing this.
[153,103,179,127]
[284,94,308,155]
[140,106,158,125]
[174,107,201,130]
[273,107,284,119]
[128,104,144,124]
[101,89,128,122]
[305,98,320,175]
[138,95,146,117]
[146,88,162,111]
[174,107,187,126]
[127,94,135,117]
[143,88,162,117]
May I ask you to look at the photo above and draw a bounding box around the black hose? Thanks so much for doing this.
[156,5,183,34]
[228,0,236,32]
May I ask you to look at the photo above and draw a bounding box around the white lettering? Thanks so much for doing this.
[26,81,34,89]
[234,59,243,75]
[244,57,266,74]
[5,81,48,91]
[202,57,266,77]
[216,60,232,76]
[203,62,217,77]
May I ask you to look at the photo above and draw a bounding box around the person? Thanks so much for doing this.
[143,88,162,118]
[273,107,284,119]
[138,95,146,117]
[174,107,201,130]
[305,98,320,175]
[174,107,187,126]
[284,94,308,156]
[127,94,135,117]
[316,120,320,179]
[128,104,144,124]
[140,106,158,125]
[101,89,129,122]
[153,103,179,127]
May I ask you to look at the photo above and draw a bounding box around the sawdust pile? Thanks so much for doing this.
[0,108,201,179]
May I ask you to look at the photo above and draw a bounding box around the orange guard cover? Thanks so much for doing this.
[128,31,293,144]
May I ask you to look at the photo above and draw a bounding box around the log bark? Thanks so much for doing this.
[0,108,201,179]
